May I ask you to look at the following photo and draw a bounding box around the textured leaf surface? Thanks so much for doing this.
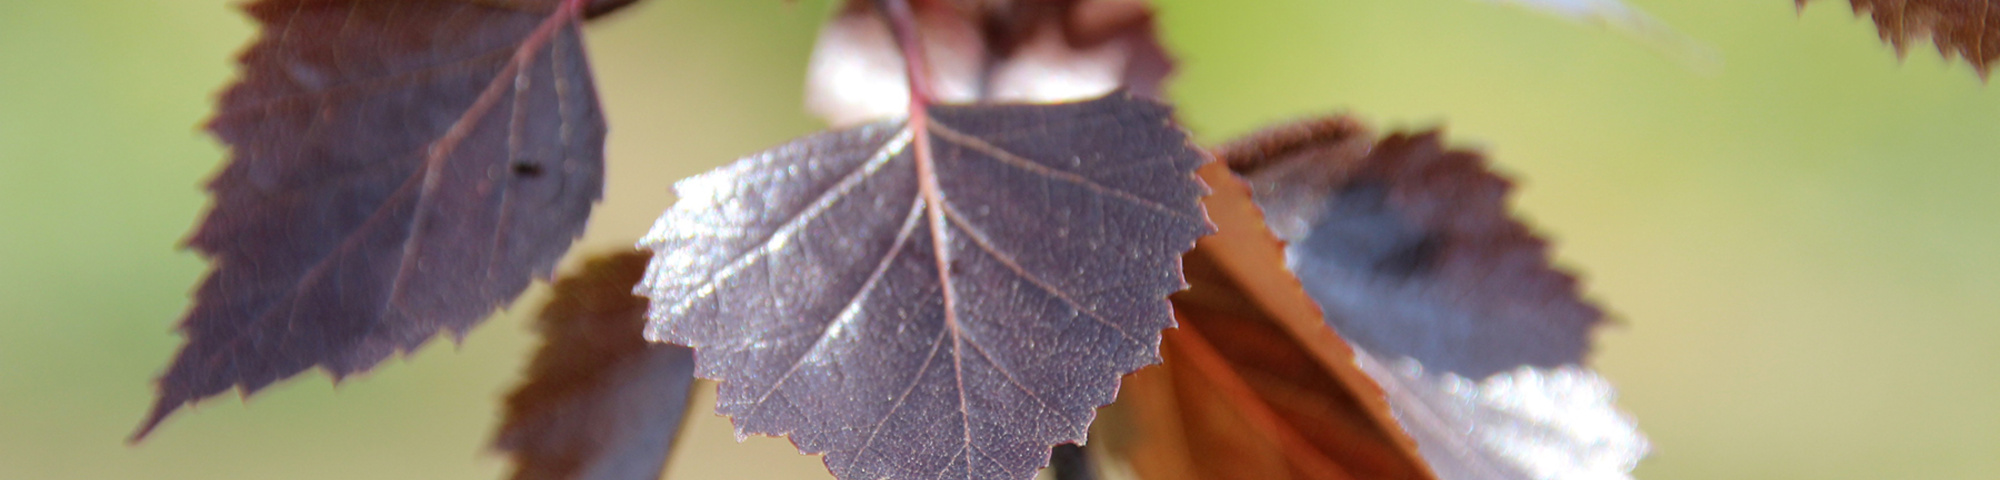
[806,0,1172,125]
[1101,163,1436,480]
[138,0,637,439]
[1223,117,1646,479]
[1800,0,2000,78]
[640,92,1210,480]
[495,251,696,480]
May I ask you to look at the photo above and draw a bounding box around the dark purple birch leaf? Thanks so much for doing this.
[1799,0,2000,79]
[639,91,1211,480]
[494,251,696,480]
[1221,117,1646,479]
[806,0,1172,125]
[136,0,641,440]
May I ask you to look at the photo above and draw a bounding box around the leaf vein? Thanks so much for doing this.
[958,323,1076,427]
[940,201,1149,349]
[659,128,914,317]
[929,121,1199,224]
[743,198,924,418]
[849,326,953,473]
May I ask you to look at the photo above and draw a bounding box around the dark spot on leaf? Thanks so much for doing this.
[513,161,545,178]
[1301,183,1437,280]
[134,0,619,441]
[1373,234,1443,278]
[1226,117,1604,380]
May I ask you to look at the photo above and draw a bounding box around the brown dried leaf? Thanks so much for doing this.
[1800,0,2000,78]
[495,251,697,480]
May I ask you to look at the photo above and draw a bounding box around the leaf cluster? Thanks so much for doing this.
[130,0,1994,479]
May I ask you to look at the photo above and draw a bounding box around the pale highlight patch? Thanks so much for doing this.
[1357,349,1651,480]
[986,27,1131,104]
[804,11,983,126]
[1477,0,1722,74]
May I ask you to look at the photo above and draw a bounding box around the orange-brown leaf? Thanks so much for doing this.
[1099,163,1436,480]
[1801,0,2000,78]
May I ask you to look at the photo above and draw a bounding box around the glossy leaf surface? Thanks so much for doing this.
[138,0,637,439]
[640,92,1211,480]
[1800,0,2000,78]
[1224,117,1646,479]
[495,251,696,480]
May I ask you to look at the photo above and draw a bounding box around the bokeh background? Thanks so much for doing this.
[3,0,1996,478]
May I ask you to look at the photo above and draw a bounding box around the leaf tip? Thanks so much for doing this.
[129,394,183,444]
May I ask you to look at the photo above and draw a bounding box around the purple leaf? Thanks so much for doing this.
[640,92,1211,480]
[1223,118,1602,379]
[136,0,639,440]
[495,251,696,480]
[1222,117,1647,479]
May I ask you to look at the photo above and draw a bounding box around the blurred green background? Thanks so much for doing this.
[2,0,1995,478]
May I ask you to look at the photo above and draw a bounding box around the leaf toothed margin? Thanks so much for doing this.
[136,0,641,440]
[638,92,1212,480]
[1800,0,2000,79]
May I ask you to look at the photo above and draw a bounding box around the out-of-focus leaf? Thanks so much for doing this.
[494,251,697,480]
[1223,116,1647,480]
[639,92,1211,480]
[1799,0,2000,78]
[1469,0,1719,72]
[1353,353,1647,480]
[805,0,1172,125]
[136,0,639,440]
[1475,0,1661,28]
[1224,118,1600,379]
[1048,443,1095,480]
[1099,163,1437,480]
